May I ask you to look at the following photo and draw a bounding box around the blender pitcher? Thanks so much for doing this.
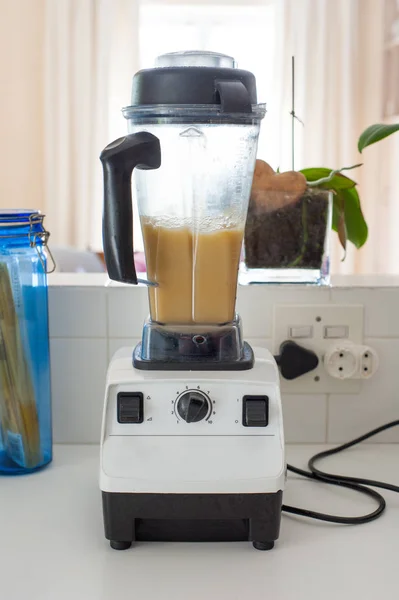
[101,51,265,366]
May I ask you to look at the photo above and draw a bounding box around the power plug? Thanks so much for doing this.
[324,342,379,380]
[275,340,319,380]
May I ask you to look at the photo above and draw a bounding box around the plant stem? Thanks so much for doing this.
[307,163,362,187]
[288,198,308,267]
[291,56,295,172]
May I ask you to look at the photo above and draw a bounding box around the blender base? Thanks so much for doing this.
[100,346,285,552]
[102,490,283,549]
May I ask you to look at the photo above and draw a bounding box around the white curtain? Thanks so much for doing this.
[275,0,386,274]
[44,0,139,251]
[44,0,393,272]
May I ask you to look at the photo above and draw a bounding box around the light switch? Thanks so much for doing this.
[324,325,349,339]
[289,326,313,339]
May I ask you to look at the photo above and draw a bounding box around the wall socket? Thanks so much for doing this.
[272,304,364,393]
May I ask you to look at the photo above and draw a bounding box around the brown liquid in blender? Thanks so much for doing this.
[141,219,243,325]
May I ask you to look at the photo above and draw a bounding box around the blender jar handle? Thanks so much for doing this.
[215,80,252,113]
[100,132,161,284]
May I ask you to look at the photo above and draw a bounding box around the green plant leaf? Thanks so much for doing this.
[302,166,367,252]
[358,123,399,153]
[337,212,347,258]
[332,193,347,256]
[300,167,357,190]
[332,187,368,249]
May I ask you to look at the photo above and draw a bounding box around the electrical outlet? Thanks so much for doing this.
[273,305,364,393]
[324,343,379,380]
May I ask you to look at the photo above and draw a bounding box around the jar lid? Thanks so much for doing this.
[0,210,43,226]
[155,51,236,69]
[124,50,266,124]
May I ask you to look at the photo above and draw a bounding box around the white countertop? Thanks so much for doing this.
[1,444,398,600]
[47,271,399,288]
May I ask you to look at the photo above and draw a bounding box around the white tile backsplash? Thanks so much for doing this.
[108,338,140,362]
[246,338,272,351]
[282,394,328,443]
[46,279,399,444]
[330,288,399,338]
[237,285,330,338]
[49,286,107,338]
[328,339,399,443]
[107,286,148,337]
[236,286,272,338]
[51,338,107,443]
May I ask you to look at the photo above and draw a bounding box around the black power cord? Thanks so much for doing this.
[282,420,399,524]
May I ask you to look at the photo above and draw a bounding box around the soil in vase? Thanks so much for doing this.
[244,187,330,269]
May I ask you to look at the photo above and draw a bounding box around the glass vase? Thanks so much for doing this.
[240,187,332,285]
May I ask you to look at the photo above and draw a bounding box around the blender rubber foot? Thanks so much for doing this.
[110,540,132,550]
[252,541,274,551]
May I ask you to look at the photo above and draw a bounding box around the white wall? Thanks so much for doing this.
[0,0,45,212]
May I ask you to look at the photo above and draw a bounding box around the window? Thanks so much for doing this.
[139,3,277,164]
[112,2,277,251]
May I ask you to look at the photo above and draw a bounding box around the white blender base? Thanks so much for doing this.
[100,346,285,549]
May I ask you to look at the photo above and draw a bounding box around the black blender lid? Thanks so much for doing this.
[123,51,266,122]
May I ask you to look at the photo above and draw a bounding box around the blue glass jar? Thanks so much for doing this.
[0,210,53,474]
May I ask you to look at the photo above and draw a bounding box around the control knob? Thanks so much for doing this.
[176,390,210,423]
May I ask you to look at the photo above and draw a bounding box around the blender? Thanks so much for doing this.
[99,51,285,551]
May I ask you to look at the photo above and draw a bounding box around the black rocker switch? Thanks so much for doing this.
[117,392,144,423]
[242,395,269,427]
